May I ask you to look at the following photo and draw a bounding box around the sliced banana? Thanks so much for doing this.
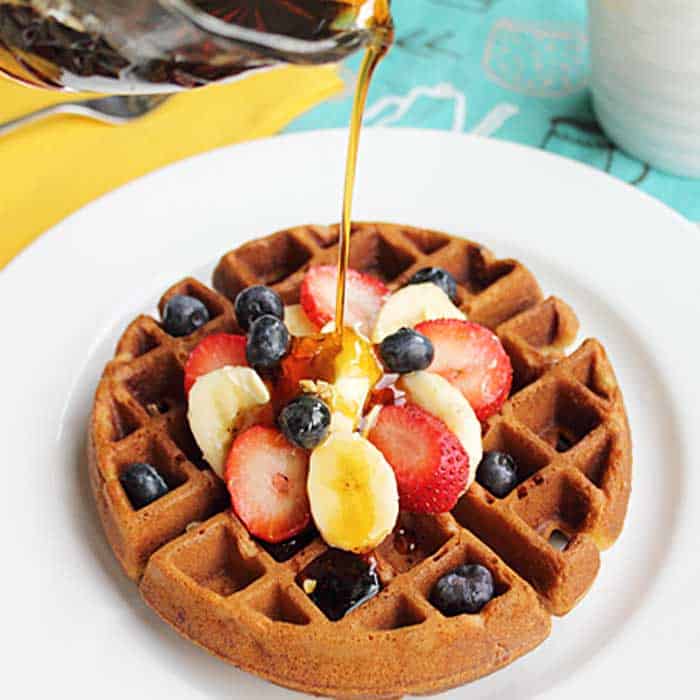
[308,432,398,553]
[398,371,482,490]
[360,404,383,438]
[322,327,382,433]
[187,366,270,478]
[285,304,317,337]
[371,282,466,343]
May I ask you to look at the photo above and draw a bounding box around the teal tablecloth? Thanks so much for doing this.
[287,0,700,221]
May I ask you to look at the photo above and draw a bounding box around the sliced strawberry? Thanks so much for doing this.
[415,319,512,421]
[225,426,311,543]
[300,265,389,336]
[184,333,247,394]
[368,403,469,514]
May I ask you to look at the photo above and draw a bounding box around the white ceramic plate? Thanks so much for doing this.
[3,129,699,700]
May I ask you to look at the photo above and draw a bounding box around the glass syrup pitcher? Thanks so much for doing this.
[0,0,387,92]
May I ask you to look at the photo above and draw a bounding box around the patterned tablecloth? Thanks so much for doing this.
[288,0,700,222]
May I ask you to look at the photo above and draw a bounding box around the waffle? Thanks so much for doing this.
[89,222,632,698]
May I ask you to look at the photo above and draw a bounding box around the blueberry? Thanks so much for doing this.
[279,395,331,449]
[120,462,169,510]
[246,314,291,369]
[406,267,458,302]
[258,527,318,562]
[379,327,434,374]
[476,450,518,497]
[162,294,210,337]
[234,285,284,331]
[298,549,380,621]
[431,563,495,616]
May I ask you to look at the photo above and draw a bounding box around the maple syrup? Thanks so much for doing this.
[335,0,392,334]
[277,0,393,418]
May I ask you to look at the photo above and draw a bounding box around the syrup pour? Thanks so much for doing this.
[334,0,393,337]
[281,1,392,407]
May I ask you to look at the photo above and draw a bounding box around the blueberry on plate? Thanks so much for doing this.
[476,450,518,498]
[379,327,434,374]
[279,395,331,449]
[234,285,284,331]
[162,294,210,337]
[246,314,291,369]
[120,462,169,509]
[406,267,458,303]
[431,563,495,616]
[298,549,381,621]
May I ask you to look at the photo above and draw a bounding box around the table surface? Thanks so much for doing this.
[288,0,700,223]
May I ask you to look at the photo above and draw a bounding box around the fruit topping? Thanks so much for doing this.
[258,527,318,562]
[184,333,247,394]
[298,549,381,621]
[300,265,389,336]
[430,564,495,616]
[308,432,398,553]
[331,327,383,431]
[162,294,210,337]
[476,451,518,497]
[187,366,270,477]
[371,283,465,343]
[284,304,317,337]
[415,319,512,421]
[246,315,291,369]
[234,285,284,331]
[379,327,434,374]
[225,426,311,543]
[406,266,458,302]
[120,462,169,510]
[368,403,469,514]
[397,371,482,491]
[278,395,332,449]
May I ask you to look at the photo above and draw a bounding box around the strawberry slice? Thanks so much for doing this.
[368,403,469,514]
[415,319,512,422]
[300,265,389,336]
[224,426,311,543]
[184,333,247,394]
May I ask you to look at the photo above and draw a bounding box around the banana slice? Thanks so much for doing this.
[188,366,270,477]
[398,371,482,490]
[371,282,466,343]
[308,432,398,553]
[285,304,317,337]
[320,327,382,433]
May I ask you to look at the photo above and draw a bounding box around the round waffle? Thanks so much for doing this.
[89,222,632,698]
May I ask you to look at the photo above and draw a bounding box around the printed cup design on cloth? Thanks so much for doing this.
[541,117,650,186]
[483,19,587,98]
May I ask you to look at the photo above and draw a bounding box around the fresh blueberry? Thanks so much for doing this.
[406,267,458,302]
[246,314,290,369]
[476,450,518,498]
[279,395,331,449]
[431,563,495,616]
[162,294,210,337]
[298,549,381,621]
[120,462,169,510]
[258,527,318,562]
[234,285,284,331]
[379,327,434,374]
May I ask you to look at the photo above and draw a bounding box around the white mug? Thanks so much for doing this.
[588,0,700,178]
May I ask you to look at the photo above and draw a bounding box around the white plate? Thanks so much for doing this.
[2,129,699,700]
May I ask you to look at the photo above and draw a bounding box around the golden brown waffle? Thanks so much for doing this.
[89,222,631,699]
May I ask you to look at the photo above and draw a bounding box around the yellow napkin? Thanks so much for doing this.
[0,65,343,268]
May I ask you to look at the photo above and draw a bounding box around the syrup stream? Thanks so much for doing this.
[334,1,393,336]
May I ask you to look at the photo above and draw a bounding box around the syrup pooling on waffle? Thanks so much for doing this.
[90,223,631,698]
